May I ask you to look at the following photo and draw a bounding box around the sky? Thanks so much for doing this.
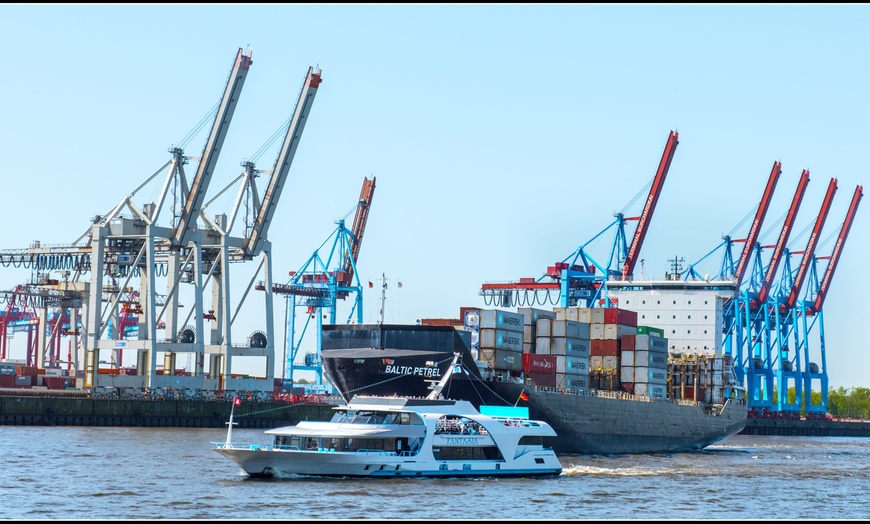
[1,4,868,389]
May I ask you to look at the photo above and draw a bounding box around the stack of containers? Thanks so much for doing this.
[668,352,721,402]
[460,306,482,361]
[536,316,590,390]
[0,362,16,388]
[621,325,664,394]
[625,328,668,398]
[517,307,556,354]
[588,307,638,391]
[478,308,524,372]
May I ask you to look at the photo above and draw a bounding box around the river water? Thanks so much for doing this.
[1,426,868,520]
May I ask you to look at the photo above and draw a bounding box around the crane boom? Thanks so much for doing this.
[811,184,863,314]
[785,177,837,310]
[245,66,323,258]
[340,176,376,285]
[756,169,810,305]
[733,161,781,290]
[173,48,253,248]
[621,130,679,280]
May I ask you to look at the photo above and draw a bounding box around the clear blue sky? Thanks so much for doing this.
[1,4,867,388]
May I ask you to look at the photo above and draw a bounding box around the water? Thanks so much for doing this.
[1,426,868,520]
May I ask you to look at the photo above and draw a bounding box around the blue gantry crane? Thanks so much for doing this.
[479,130,679,308]
[269,176,375,385]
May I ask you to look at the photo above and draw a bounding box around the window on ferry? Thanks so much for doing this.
[517,436,544,446]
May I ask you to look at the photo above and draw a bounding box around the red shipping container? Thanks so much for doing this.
[528,371,557,388]
[620,382,635,394]
[0,375,15,387]
[523,353,557,374]
[622,334,636,350]
[590,339,619,356]
[603,307,638,327]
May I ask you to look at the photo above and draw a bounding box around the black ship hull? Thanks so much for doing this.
[321,324,747,455]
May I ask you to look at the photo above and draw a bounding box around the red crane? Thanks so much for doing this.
[809,184,863,314]
[733,161,782,290]
[338,176,376,290]
[621,130,679,280]
[755,169,810,306]
[784,177,838,310]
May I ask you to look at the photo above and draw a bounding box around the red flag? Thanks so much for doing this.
[368,281,374,288]
[233,397,241,406]
[519,390,529,402]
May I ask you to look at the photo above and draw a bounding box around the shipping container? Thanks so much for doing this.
[553,307,579,322]
[14,375,33,386]
[537,318,553,338]
[523,353,557,374]
[603,307,638,327]
[620,382,635,394]
[517,307,556,325]
[552,319,590,339]
[590,339,619,356]
[479,309,524,333]
[575,307,593,324]
[0,364,16,376]
[549,337,590,357]
[493,349,524,372]
[479,328,523,351]
[635,334,668,352]
[556,372,588,390]
[636,325,665,337]
[527,371,557,388]
[0,375,15,387]
[620,365,635,383]
[621,350,635,367]
[461,307,481,330]
[634,366,668,385]
[535,336,551,355]
[635,350,668,368]
[622,333,636,350]
[635,383,667,398]
[555,355,588,375]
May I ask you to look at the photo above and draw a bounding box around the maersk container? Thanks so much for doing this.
[635,383,667,398]
[634,334,668,352]
[634,366,668,385]
[479,328,523,352]
[523,353,557,374]
[556,372,588,390]
[479,309,524,333]
[517,307,556,325]
[555,355,588,375]
[552,319,590,339]
[549,337,590,357]
[635,350,668,368]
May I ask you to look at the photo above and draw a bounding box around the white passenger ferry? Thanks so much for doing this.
[213,355,562,478]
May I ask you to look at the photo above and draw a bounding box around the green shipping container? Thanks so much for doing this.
[636,325,665,337]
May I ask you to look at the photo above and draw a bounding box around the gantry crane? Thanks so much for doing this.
[262,176,376,386]
[771,177,838,413]
[0,49,324,400]
[795,184,863,414]
[479,131,678,308]
[737,169,810,411]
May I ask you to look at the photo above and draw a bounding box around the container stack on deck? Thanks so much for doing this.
[448,305,738,404]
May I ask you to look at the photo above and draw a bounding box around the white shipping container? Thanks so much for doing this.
[535,336,551,355]
[713,357,724,371]
[479,309,525,333]
[576,307,593,323]
[537,318,552,338]
[620,365,635,383]
[590,323,605,340]
[602,355,619,370]
[479,328,523,351]
[554,307,579,322]
[523,325,535,343]
[589,356,604,370]
[590,308,605,324]
[603,323,619,340]
[621,350,635,367]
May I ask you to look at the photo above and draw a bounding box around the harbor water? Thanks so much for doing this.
[2,426,868,520]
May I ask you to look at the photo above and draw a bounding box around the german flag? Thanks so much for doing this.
[519,390,529,402]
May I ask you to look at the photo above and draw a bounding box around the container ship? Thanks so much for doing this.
[321,306,748,455]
